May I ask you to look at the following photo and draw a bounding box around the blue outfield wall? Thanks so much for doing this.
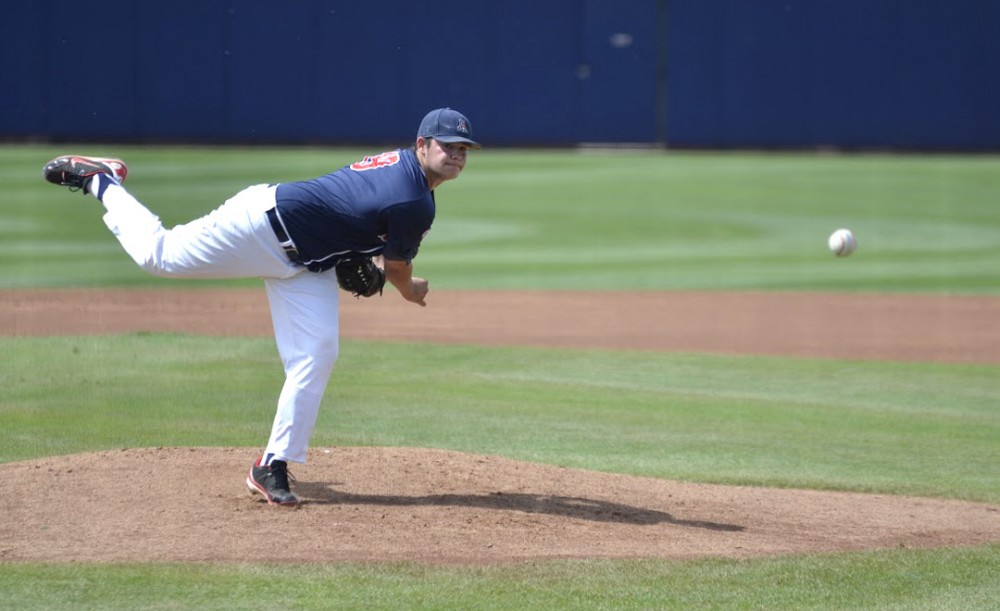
[666,0,1000,149]
[2,0,997,149]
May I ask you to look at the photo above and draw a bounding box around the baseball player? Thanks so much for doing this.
[43,108,480,507]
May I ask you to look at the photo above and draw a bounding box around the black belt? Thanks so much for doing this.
[266,207,303,265]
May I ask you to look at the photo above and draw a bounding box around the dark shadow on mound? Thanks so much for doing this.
[294,483,744,531]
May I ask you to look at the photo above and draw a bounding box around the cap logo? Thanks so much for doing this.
[456,118,469,134]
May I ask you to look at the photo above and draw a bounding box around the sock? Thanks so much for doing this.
[87,173,120,201]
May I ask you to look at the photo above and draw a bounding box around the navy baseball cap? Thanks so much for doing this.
[417,108,481,149]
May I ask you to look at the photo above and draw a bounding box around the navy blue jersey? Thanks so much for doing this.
[274,148,434,271]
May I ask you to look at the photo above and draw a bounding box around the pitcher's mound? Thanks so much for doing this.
[2,447,997,564]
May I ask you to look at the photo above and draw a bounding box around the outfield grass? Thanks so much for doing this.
[1,545,998,611]
[3,144,999,292]
[2,145,998,608]
[2,335,998,607]
[5,336,997,503]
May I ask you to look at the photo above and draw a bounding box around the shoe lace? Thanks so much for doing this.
[270,461,296,490]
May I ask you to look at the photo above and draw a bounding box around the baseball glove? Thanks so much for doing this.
[334,256,385,298]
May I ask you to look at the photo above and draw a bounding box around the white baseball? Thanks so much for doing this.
[828,228,857,257]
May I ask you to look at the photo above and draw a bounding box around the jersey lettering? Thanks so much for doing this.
[350,151,401,172]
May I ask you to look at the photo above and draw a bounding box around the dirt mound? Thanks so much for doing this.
[2,447,997,564]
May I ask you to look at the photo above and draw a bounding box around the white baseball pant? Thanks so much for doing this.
[98,181,340,465]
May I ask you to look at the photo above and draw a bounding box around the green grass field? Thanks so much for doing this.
[3,144,1000,292]
[1,145,998,609]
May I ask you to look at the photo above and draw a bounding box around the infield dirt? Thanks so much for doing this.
[2,288,998,563]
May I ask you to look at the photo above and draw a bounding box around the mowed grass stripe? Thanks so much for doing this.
[3,336,997,502]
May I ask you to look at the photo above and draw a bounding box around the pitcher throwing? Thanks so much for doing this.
[43,108,480,506]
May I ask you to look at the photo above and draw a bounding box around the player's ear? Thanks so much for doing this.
[413,137,428,159]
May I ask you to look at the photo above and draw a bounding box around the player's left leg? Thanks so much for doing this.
[247,271,339,505]
[260,270,341,466]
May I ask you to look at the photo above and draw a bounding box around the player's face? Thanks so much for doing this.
[420,138,469,185]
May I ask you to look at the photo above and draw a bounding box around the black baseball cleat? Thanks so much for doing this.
[43,155,128,194]
[246,457,300,506]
